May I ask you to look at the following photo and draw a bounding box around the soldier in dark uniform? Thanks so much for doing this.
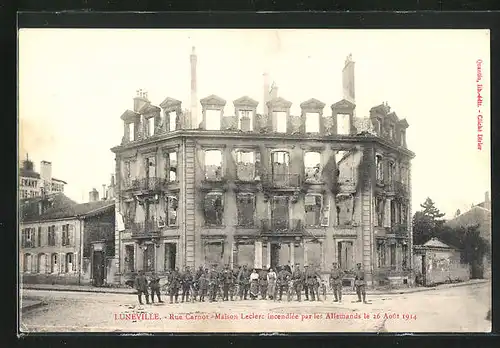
[259,266,269,300]
[292,263,304,302]
[208,265,219,302]
[181,266,193,303]
[168,267,181,304]
[277,266,291,301]
[192,265,204,302]
[354,263,368,303]
[134,270,150,305]
[329,262,344,303]
[238,265,250,300]
[221,264,233,301]
[149,272,164,304]
[229,266,238,301]
[304,264,316,301]
[198,269,209,302]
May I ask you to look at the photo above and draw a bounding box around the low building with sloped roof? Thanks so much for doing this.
[20,192,116,286]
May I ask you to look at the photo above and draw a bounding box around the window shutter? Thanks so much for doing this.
[69,225,74,246]
[321,196,330,226]
[45,254,50,274]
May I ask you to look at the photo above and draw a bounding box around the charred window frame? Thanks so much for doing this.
[37,227,42,247]
[125,244,135,272]
[235,150,256,181]
[305,112,320,133]
[204,192,224,226]
[165,151,178,182]
[166,195,178,226]
[305,194,322,227]
[376,154,384,182]
[377,241,386,268]
[237,193,255,227]
[304,151,322,182]
[204,149,223,181]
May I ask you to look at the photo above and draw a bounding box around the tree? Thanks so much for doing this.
[412,198,446,245]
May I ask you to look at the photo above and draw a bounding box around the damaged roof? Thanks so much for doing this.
[20,193,114,223]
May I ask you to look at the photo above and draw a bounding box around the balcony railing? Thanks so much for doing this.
[123,177,164,192]
[262,173,301,188]
[261,218,304,235]
[389,223,408,236]
[131,218,161,239]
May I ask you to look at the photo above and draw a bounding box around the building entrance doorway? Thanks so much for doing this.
[270,243,280,270]
[164,243,176,271]
[338,241,354,271]
[92,250,105,287]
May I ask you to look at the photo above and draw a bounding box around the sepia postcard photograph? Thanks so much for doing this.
[18,28,491,333]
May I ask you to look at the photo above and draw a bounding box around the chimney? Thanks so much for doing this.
[342,53,355,103]
[102,184,107,200]
[263,72,270,115]
[40,161,52,188]
[189,46,198,129]
[133,89,149,113]
[485,191,490,203]
[89,188,99,202]
[270,83,278,99]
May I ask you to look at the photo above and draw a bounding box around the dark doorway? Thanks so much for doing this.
[421,255,427,286]
[338,241,354,271]
[164,243,176,271]
[270,243,280,269]
[92,251,105,287]
[272,196,289,230]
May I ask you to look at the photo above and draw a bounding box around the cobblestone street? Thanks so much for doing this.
[20,281,491,333]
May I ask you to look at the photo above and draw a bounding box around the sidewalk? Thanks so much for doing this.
[21,279,488,296]
[21,299,45,312]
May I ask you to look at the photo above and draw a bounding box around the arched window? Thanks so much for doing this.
[38,253,47,273]
[23,253,32,272]
[65,253,75,273]
[51,253,58,273]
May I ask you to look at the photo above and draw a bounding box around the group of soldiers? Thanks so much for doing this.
[133,262,368,305]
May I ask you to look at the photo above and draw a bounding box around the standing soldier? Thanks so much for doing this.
[292,263,303,302]
[181,266,193,303]
[313,273,321,302]
[208,264,219,302]
[192,266,204,302]
[222,264,233,301]
[238,265,250,300]
[277,266,291,301]
[259,266,269,300]
[354,263,368,304]
[168,267,181,304]
[134,270,150,305]
[149,272,164,304]
[229,266,238,301]
[198,268,209,302]
[304,264,316,301]
[329,262,344,303]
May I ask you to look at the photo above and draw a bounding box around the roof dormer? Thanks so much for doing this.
[234,96,258,132]
[267,97,292,133]
[331,99,356,135]
[300,98,325,134]
[160,97,182,132]
[200,94,226,131]
[120,110,141,144]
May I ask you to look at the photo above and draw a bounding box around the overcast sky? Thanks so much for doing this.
[18,29,490,218]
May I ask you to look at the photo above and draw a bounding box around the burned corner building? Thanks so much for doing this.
[111,49,415,287]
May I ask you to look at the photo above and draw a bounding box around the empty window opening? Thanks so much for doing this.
[205,150,223,181]
[204,192,224,226]
[236,150,255,181]
[128,123,135,141]
[305,194,322,227]
[204,241,224,268]
[166,195,178,226]
[337,113,351,135]
[125,245,135,272]
[147,117,155,137]
[274,111,287,133]
[165,151,177,182]
[65,253,75,273]
[237,193,255,227]
[337,241,354,270]
[305,112,320,133]
[206,109,221,131]
[304,151,321,182]
[164,243,176,271]
[168,111,177,132]
[376,155,384,182]
[143,244,155,272]
[51,253,58,273]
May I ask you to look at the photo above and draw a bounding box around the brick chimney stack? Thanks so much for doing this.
[89,188,99,202]
[263,72,270,115]
[342,53,355,104]
[133,89,149,113]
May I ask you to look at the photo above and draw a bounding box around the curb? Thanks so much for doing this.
[22,279,488,296]
[21,301,46,313]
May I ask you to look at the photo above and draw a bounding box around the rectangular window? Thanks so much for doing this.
[165,151,177,182]
[377,242,386,268]
[37,227,42,247]
[206,109,221,131]
[168,111,177,132]
[166,196,178,226]
[271,196,289,230]
[304,151,321,182]
[402,244,408,270]
[239,110,253,131]
[388,161,395,185]
[237,193,255,227]
[48,225,56,246]
[390,243,396,269]
[274,111,287,133]
[147,117,155,137]
[143,244,155,272]
[62,224,69,246]
[125,161,131,179]
[305,194,322,227]
[146,156,156,179]
[205,150,223,181]
[125,245,135,272]
[305,112,320,133]
[204,192,224,226]
[236,150,255,181]
[376,155,384,182]
[337,113,350,135]
[164,243,176,270]
[128,123,135,141]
